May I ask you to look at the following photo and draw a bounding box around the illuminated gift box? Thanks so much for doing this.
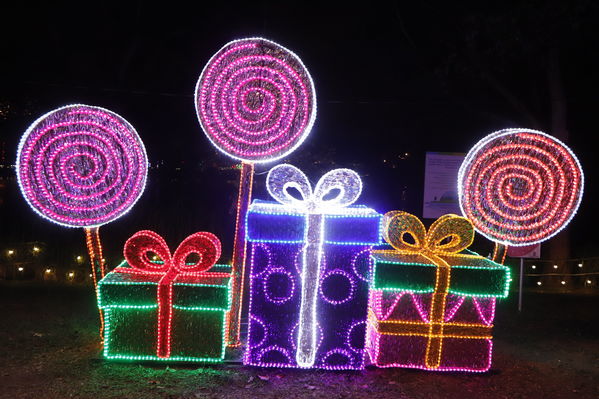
[243,164,382,370]
[98,231,231,363]
[366,212,511,372]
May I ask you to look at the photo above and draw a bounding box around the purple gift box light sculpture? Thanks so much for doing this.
[243,164,382,370]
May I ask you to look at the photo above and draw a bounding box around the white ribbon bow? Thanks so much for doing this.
[266,164,363,213]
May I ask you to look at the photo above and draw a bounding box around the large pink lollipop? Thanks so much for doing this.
[17,104,148,338]
[458,128,583,260]
[195,37,316,346]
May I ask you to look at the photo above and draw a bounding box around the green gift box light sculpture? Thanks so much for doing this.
[98,230,232,362]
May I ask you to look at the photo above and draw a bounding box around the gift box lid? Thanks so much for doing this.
[371,247,511,298]
[246,199,382,245]
[98,262,231,310]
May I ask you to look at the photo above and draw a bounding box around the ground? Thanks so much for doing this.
[0,283,597,399]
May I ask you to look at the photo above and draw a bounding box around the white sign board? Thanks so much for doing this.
[423,152,465,219]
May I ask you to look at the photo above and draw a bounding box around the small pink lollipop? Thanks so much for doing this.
[17,104,148,338]
[195,37,316,346]
[458,128,583,261]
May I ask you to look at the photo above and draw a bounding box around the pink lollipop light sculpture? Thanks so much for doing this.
[195,37,316,346]
[458,128,583,262]
[17,104,148,339]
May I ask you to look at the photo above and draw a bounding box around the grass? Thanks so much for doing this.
[0,282,597,399]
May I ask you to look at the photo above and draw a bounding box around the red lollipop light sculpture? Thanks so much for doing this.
[458,128,584,261]
[195,37,316,346]
[17,104,148,339]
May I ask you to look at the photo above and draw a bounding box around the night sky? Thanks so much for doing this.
[1,1,597,264]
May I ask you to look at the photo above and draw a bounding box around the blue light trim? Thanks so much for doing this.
[246,200,383,245]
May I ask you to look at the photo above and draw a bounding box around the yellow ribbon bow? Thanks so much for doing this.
[375,211,477,369]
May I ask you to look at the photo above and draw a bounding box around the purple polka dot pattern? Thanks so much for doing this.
[195,38,316,162]
[17,104,148,227]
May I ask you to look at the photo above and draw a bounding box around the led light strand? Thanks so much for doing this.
[227,161,254,347]
[351,248,374,282]
[16,104,148,344]
[289,322,324,351]
[16,104,148,228]
[243,164,379,369]
[458,128,584,246]
[369,211,507,372]
[85,226,106,341]
[195,38,315,347]
[249,243,274,278]
[195,38,316,163]
[444,296,465,322]
[267,164,362,368]
[345,320,367,353]
[367,292,495,372]
[319,268,356,305]
[249,315,268,348]
[113,230,225,359]
[102,307,229,363]
[262,267,296,304]
[371,259,512,298]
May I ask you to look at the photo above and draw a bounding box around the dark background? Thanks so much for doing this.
[1,1,597,267]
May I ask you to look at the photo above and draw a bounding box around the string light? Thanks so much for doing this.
[578,263,583,268]
[33,246,40,252]
[195,38,316,347]
[368,211,510,372]
[537,281,542,286]
[7,250,14,255]
[16,104,148,228]
[226,162,254,347]
[195,38,316,163]
[553,265,558,269]
[98,230,232,362]
[16,104,149,343]
[45,268,52,273]
[18,267,24,272]
[458,129,584,246]
[367,291,496,373]
[244,164,381,370]
[85,225,106,339]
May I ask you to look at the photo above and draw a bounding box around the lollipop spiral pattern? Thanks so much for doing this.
[17,104,148,228]
[195,37,316,162]
[458,129,583,246]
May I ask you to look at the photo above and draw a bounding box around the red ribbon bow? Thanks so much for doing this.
[118,230,227,358]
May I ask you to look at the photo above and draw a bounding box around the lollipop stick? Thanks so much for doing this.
[227,161,255,347]
[492,242,507,265]
[84,226,107,341]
